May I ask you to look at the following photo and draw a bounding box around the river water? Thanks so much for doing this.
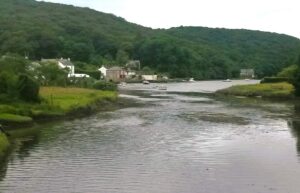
[1,80,300,193]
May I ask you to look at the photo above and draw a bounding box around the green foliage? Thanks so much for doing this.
[40,87,117,112]
[36,62,68,86]
[0,0,300,79]
[69,77,96,88]
[277,65,298,79]
[93,81,117,91]
[260,77,292,84]
[294,54,300,96]
[0,113,32,123]
[17,74,40,102]
[0,133,9,157]
[0,55,41,102]
[0,72,18,99]
[116,49,129,65]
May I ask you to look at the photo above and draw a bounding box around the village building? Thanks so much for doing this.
[240,69,255,79]
[126,70,136,78]
[105,66,127,82]
[98,65,107,78]
[142,75,158,81]
[41,58,90,78]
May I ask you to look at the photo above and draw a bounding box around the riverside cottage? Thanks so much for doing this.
[41,58,90,78]
[105,66,127,82]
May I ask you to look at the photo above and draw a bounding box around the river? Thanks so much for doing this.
[1,80,300,193]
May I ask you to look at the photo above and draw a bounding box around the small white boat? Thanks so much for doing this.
[143,80,150,84]
[223,79,232,82]
[189,78,195,82]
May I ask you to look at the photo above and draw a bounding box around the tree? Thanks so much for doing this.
[294,54,300,96]
[17,74,40,102]
[36,62,68,86]
[116,49,129,65]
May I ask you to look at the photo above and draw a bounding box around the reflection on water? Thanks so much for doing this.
[1,81,300,193]
[289,120,300,154]
[0,127,41,182]
[288,105,300,155]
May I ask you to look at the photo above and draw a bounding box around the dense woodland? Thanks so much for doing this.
[0,0,300,79]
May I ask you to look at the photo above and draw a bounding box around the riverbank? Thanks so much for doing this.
[216,82,295,98]
[0,87,119,158]
[0,87,118,128]
[0,133,9,158]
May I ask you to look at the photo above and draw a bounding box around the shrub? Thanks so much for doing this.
[0,72,18,102]
[0,73,8,94]
[93,81,117,91]
[260,77,291,83]
[277,65,298,79]
[17,74,40,102]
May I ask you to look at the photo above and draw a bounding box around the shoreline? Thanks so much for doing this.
[0,96,139,160]
[0,86,142,160]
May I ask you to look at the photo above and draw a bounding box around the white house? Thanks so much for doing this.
[98,66,107,77]
[41,58,90,78]
[58,58,75,75]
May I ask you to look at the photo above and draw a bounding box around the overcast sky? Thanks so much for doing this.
[38,0,300,39]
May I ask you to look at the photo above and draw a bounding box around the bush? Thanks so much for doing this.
[277,65,298,79]
[93,81,117,91]
[17,74,40,102]
[260,77,291,83]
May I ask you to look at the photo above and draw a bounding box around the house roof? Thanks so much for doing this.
[59,59,74,66]
[98,66,107,71]
[107,66,124,71]
[41,58,74,66]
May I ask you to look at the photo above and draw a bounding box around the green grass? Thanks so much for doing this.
[39,87,118,112]
[217,82,295,98]
[0,113,32,123]
[0,87,118,125]
[0,133,9,157]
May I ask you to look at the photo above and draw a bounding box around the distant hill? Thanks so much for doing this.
[1,0,300,79]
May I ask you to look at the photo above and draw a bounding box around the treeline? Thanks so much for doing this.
[0,54,116,104]
[0,55,40,102]
[1,0,300,79]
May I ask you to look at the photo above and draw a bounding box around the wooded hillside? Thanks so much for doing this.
[1,0,300,79]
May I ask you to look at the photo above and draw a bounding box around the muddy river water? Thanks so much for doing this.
[1,80,300,193]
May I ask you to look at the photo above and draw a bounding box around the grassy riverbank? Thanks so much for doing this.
[216,82,295,98]
[0,87,118,158]
[0,133,9,157]
[0,87,118,127]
